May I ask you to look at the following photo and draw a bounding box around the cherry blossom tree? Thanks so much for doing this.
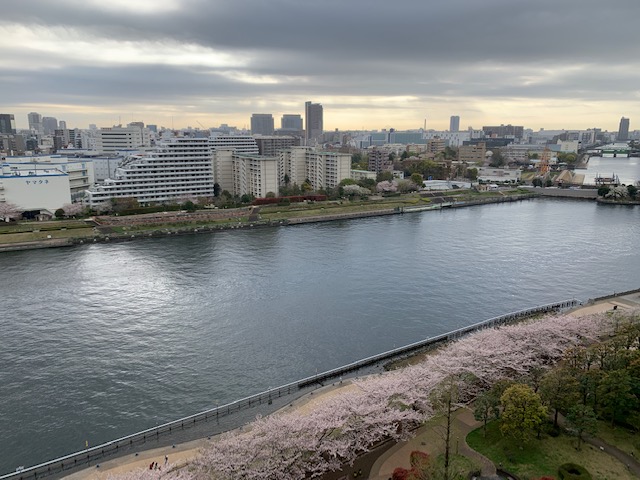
[0,202,20,221]
[376,180,398,193]
[62,203,84,217]
[112,311,617,480]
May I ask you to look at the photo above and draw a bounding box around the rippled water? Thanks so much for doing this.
[1,198,639,473]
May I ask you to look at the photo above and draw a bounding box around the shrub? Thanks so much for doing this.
[558,463,592,480]
[392,467,409,480]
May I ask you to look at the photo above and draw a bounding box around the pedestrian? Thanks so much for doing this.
[149,462,154,470]
[165,455,168,465]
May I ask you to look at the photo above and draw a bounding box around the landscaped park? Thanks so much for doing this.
[69,296,640,480]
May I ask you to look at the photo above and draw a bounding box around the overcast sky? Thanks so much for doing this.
[2,0,639,131]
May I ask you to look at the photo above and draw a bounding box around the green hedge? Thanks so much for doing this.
[558,463,592,480]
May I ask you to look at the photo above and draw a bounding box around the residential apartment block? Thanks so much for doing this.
[86,137,214,207]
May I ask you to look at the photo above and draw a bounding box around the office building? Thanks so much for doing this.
[28,112,43,134]
[450,116,460,132]
[305,101,323,144]
[0,114,16,134]
[281,114,303,131]
[42,117,59,135]
[250,114,275,136]
[482,124,524,139]
[618,117,630,141]
[96,125,150,152]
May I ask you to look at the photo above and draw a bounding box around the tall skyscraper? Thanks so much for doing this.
[305,101,323,144]
[42,116,58,135]
[0,114,16,134]
[618,117,630,141]
[449,115,460,132]
[250,114,275,135]
[58,120,67,130]
[28,112,43,133]
[281,114,303,131]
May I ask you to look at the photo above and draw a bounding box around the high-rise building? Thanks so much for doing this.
[450,116,460,132]
[618,117,630,141]
[0,114,16,134]
[58,120,67,130]
[28,112,43,133]
[250,114,274,136]
[42,117,58,135]
[281,114,303,131]
[304,101,323,144]
[87,137,214,206]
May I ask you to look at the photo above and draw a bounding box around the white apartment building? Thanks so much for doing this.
[86,137,214,207]
[423,131,471,147]
[279,147,351,190]
[477,167,521,183]
[0,163,71,212]
[209,134,259,155]
[214,150,279,198]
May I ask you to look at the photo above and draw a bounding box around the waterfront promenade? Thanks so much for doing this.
[61,292,640,480]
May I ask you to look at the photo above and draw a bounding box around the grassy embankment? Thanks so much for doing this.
[467,420,636,479]
[0,189,534,246]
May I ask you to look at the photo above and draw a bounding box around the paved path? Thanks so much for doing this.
[367,405,496,480]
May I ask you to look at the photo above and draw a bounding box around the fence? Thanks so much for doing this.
[1,298,577,480]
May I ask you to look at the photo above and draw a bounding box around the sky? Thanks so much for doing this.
[2,0,639,132]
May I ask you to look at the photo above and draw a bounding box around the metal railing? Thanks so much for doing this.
[1,298,578,480]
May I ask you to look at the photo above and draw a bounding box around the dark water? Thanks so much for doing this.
[1,198,639,473]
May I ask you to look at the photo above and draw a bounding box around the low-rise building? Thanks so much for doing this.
[477,167,521,183]
[0,163,71,212]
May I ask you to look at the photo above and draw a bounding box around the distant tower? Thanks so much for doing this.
[42,116,58,135]
[450,115,460,132]
[304,101,323,144]
[250,114,274,135]
[0,114,16,134]
[28,112,43,133]
[281,114,303,131]
[618,117,630,141]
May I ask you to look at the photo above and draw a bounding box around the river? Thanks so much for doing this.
[1,198,639,473]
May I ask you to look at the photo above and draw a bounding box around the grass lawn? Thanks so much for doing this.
[0,227,95,243]
[594,420,640,459]
[467,421,635,480]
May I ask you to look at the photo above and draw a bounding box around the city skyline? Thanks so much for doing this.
[2,0,639,131]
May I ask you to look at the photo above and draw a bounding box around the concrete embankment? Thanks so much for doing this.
[537,188,598,199]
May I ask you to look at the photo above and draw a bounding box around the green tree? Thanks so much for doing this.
[377,171,394,182]
[283,173,290,185]
[410,173,423,187]
[213,182,221,197]
[597,369,637,427]
[597,185,610,197]
[565,404,598,450]
[489,149,505,167]
[401,150,410,160]
[54,208,65,219]
[339,178,357,186]
[265,191,276,198]
[183,200,197,212]
[539,367,579,428]
[532,177,543,187]
[473,391,500,437]
[627,184,638,199]
[545,178,553,187]
[465,167,478,181]
[500,384,547,443]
